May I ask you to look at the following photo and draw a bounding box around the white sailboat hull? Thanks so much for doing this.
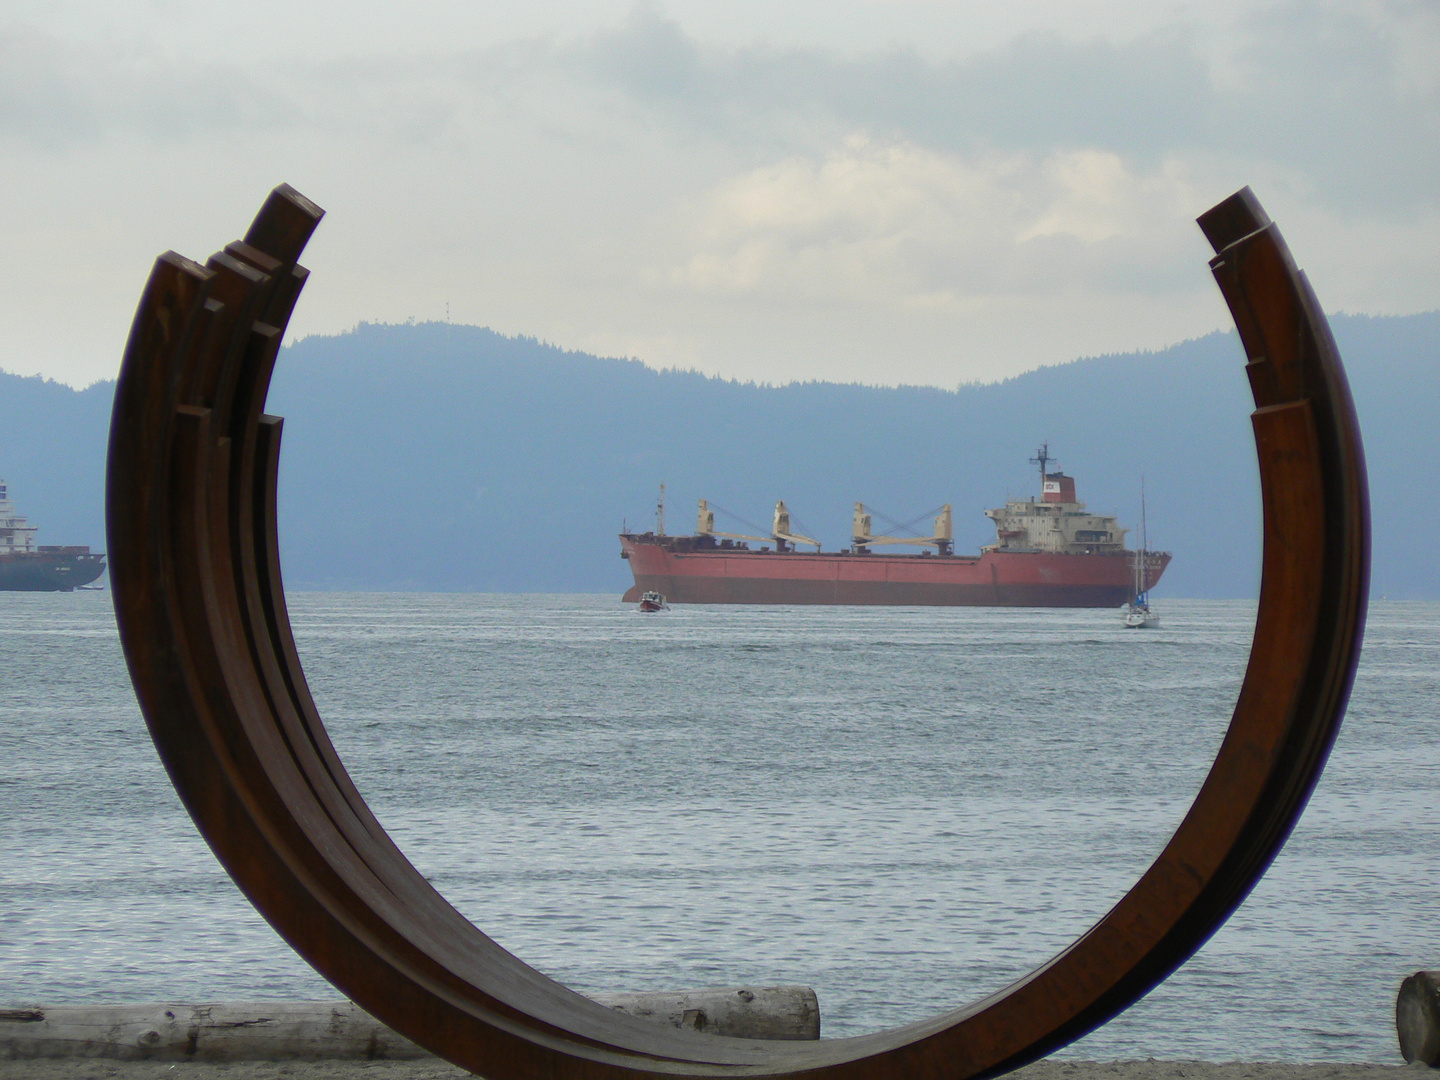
[1123,606,1160,628]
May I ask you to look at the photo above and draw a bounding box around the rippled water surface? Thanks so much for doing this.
[2,592,1437,1061]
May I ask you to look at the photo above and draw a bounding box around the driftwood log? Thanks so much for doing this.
[0,988,819,1060]
[1397,972,1440,1064]
[106,186,1367,1079]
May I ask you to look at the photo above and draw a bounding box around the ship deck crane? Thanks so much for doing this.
[853,503,954,556]
[696,499,821,552]
[771,500,821,553]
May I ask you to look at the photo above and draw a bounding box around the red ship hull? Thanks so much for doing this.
[620,535,1170,608]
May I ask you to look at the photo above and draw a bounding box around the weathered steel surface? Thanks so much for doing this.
[106,185,1368,1080]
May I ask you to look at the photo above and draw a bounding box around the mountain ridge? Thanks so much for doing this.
[2,310,1435,598]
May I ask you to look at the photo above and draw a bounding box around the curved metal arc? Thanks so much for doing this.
[110,192,765,1075]
[107,184,1367,1080]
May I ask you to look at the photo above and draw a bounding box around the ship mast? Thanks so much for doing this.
[1029,443,1052,498]
[656,483,666,537]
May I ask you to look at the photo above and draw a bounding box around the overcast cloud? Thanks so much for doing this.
[1,0,1436,387]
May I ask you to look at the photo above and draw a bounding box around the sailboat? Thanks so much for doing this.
[1123,481,1160,629]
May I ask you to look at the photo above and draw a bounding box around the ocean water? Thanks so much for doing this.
[1,591,1437,1062]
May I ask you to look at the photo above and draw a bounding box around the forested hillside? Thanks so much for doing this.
[2,311,1435,598]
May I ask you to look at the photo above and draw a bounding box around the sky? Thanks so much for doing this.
[2,0,1437,389]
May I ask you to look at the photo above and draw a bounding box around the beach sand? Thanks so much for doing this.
[0,1061,1418,1080]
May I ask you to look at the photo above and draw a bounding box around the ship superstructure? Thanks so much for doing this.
[983,446,1128,556]
[618,447,1170,608]
[0,479,106,591]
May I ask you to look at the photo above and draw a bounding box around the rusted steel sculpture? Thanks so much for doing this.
[107,185,1368,1079]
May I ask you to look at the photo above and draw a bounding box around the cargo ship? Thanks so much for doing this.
[0,479,106,591]
[619,447,1169,607]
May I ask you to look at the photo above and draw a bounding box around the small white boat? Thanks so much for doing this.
[637,590,668,612]
[1123,603,1159,629]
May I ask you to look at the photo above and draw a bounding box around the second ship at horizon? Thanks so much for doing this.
[620,448,1170,608]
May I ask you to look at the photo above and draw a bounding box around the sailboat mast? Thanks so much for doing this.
[1140,478,1148,594]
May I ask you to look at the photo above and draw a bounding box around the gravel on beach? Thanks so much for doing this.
[0,1061,1420,1080]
